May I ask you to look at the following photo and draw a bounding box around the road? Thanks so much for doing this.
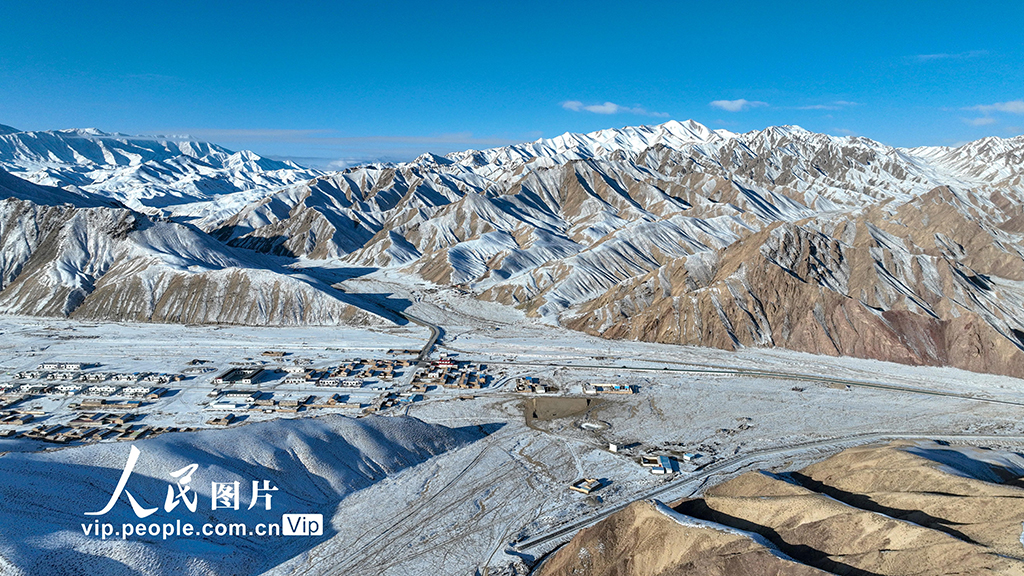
[330,283,441,392]
[326,285,1024,564]
[511,431,1024,556]
[459,355,1024,409]
[397,311,441,363]
[330,283,441,364]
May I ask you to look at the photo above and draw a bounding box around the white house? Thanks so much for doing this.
[87,384,120,397]
[121,385,152,398]
[54,383,82,395]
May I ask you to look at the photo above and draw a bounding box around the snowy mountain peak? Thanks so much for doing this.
[659,118,726,142]
[433,119,734,172]
[62,127,111,137]
[760,124,810,137]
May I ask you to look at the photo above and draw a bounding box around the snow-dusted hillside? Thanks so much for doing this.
[0,415,484,576]
[0,167,121,208]
[201,120,1024,376]
[0,170,381,326]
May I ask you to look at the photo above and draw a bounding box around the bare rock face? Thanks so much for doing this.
[543,441,1024,576]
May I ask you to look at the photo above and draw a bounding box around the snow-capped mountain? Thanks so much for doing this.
[2,120,1024,376]
[0,126,321,213]
[0,167,380,326]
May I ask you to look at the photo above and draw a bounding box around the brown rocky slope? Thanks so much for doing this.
[540,441,1024,576]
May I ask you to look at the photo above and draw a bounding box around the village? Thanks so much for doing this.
[0,345,707,496]
[0,349,497,445]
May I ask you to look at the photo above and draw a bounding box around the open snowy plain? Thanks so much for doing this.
[3,271,1024,575]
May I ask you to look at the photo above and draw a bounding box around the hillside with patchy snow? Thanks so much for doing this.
[2,121,1024,375]
[0,169,380,326]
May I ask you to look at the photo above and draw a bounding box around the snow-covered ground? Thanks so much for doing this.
[3,296,1024,575]
[0,414,481,576]
[0,317,429,435]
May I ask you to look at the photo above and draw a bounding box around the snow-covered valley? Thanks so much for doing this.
[3,120,1024,575]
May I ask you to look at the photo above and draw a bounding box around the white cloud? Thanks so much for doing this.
[912,50,988,62]
[709,99,768,112]
[964,117,997,126]
[833,128,857,136]
[795,101,860,111]
[584,102,622,114]
[969,100,1024,114]
[561,100,669,117]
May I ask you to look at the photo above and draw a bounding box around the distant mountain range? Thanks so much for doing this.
[0,126,321,213]
[2,120,1023,376]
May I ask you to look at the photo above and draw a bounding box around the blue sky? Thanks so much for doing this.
[1,0,1022,166]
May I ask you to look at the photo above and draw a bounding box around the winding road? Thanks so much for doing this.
[330,284,1024,569]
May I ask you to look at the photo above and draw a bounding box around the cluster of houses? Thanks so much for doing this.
[337,358,395,382]
[269,358,414,388]
[0,397,39,427]
[206,390,363,415]
[20,418,188,444]
[6,362,182,398]
[0,402,191,444]
[281,366,363,388]
[204,387,422,421]
[361,390,422,413]
[411,357,488,392]
[2,380,170,400]
[513,377,552,394]
[0,360,188,445]
[583,383,636,395]
[37,362,87,371]
[0,351,500,436]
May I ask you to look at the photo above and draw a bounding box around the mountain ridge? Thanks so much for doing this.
[0,126,322,214]
[2,120,1023,376]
